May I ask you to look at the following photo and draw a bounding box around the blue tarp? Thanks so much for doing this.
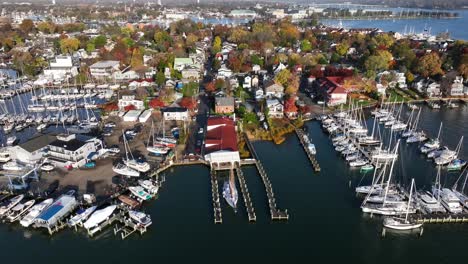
[38,204,63,221]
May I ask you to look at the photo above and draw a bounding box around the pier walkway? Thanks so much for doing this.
[234,164,256,222]
[295,128,321,172]
[243,134,289,221]
[210,169,222,224]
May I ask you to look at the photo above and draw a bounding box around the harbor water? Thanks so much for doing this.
[0,104,467,263]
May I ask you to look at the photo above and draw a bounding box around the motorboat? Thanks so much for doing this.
[0,194,24,217]
[125,159,151,173]
[407,131,427,143]
[146,146,170,155]
[83,205,117,229]
[68,206,97,227]
[129,186,152,201]
[40,163,55,172]
[128,210,152,227]
[349,159,368,167]
[447,159,467,171]
[0,150,11,163]
[19,198,53,227]
[6,199,35,222]
[2,161,24,171]
[360,164,374,173]
[362,202,414,216]
[36,123,47,131]
[366,193,405,204]
[112,163,140,177]
[6,136,17,146]
[138,179,159,195]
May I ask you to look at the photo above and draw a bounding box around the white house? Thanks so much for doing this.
[254,87,264,101]
[264,81,284,98]
[217,64,233,79]
[243,76,252,89]
[7,134,57,164]
[162,107,189,121]
[43,56,78,81]
[427,82,441,97]
[266,99,284,118]
[118,95,145,111]
[90,60,120,79]
[450,76,464,96]
[47,134,103,168]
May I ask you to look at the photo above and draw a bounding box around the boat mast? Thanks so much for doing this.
[437,122,443,141]
[405,178,415,223]
[383,140,400,207]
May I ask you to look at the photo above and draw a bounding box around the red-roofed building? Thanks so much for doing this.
[204,117,240,168]
[313,77,348,106]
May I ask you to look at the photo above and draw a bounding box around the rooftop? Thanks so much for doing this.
[90,60,120,69]
[18,134,57,153]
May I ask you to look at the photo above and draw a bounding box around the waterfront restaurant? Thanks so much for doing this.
[204,117,240,170]
[47,134,103,168]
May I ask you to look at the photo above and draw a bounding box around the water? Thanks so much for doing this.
[0,105,467,263]
[321,10,468,40]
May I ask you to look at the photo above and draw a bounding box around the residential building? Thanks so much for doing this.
[215,97,235,114]
[243,76,252,89]
[162,107,190,121]
[264,80,284,98]
[7,134,57,164]
[118,95,145,111]
[123,110,142,122]
[266,99,284,118]
[229,9,257,17]
[181,66,200,80]
[89,60,120,79]
[450,76,464,96]
[254,87,264,101]
[47,134,103,168]
[313,77,348,106]
[217,64,233,78]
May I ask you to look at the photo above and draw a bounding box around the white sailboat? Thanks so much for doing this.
[122,129,151,173]
[432,166,463,214]
[147,121,170,155]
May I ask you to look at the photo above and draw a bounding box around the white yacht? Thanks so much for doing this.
[124,159,151,173]
[2,161,24,171]
[138,179,159,195]
[129,186,152,201]
[0,150,11,163]
[6,136,17,146]
[83,205,117,229]
[112,163,140,177]
[68,206,97,227]
[128,210,152,227]
[20,198,53,227]
[0,194,24,217]
[6,199,35,222]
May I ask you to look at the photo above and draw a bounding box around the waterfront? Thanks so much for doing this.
[322,10,468,40]
[0,104,467,263]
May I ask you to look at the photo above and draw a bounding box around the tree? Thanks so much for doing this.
[372,34,394,49]
[284,97,298,114]
[179,97,197,110]
[103,102,119,112]
[364,50,393,77]
[300,40,312,52]
[335,42,350,57]
[285,76,299,95]
[20,19,34,33]
[182,82,199,97]
[228,56,242,73]
[205,82,216,93]
[86,43,95,52]
[155,71,166,86]
[212,36,222,54]
[130,47,144,69]
[93,35,107,48]
[37,21,56,34]
[60,37,80,54]
[458,63,468,79]
[405,72,415,84]
[274,69,291,87]
[415,52,443,78]
[215,78,225,90]
[149,98,165,109]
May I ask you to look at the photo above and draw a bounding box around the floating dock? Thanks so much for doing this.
[295,128,321,172]
[243,134,289,221]
[210,170,222,224]
[410,213,468,224]
[234,165,256,222]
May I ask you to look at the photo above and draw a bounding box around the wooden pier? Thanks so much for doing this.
[410,213,468,224]
[243,134,289,221]
[210,170,222,224]
[295,128,321,172]
[234,164,256,222]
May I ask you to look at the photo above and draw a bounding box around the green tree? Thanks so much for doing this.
[274,69,292,87]
[300,39,312,52]
[182,82,199,97]
[130,47,144,69]
[93,35,107,48]
[155,71,166,86]
[86,43,95,52]
[335,42,350,57]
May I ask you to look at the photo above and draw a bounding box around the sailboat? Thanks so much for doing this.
[432,166,463,213]
[420,122,442,154]
[434,136,463,165]
[122,130,151,173]
[147,121,170,155]
[155,117,177,148]
[222,168,238,211]
[383,178,423,230]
